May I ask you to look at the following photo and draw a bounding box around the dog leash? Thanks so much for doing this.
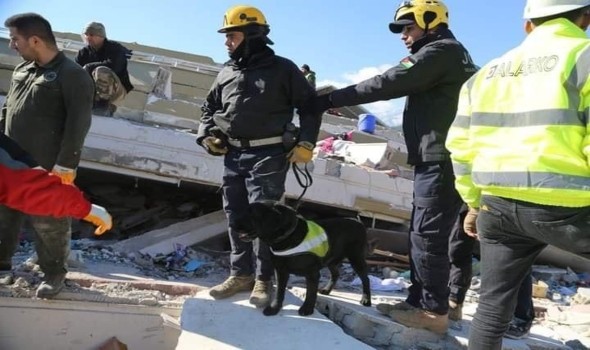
[253,156,313,210]
[291,163,313,210]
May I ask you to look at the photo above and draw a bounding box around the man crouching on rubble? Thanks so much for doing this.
[0,13,95,298]
[196,5,320,307]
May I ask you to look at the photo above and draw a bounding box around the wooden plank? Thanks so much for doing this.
[372,248,410,263]
[365,260,408,270]
[367,228,408,255]
[112,210,227,256]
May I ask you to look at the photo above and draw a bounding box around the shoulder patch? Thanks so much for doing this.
[400,56,415,69]
[44,71,57,82]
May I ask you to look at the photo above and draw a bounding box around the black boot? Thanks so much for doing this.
[107,103,117,117]
[92,99,110,116]
[0,261,13,286]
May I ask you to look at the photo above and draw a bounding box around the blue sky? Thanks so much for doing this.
[1,0,528,125]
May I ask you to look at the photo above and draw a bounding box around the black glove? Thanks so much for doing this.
[314,93,334,116]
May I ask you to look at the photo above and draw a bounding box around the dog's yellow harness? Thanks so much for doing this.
[270,220,329,258]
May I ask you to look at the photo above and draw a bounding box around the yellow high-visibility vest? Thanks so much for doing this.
[447,18,590,208]
[270,221,329,258]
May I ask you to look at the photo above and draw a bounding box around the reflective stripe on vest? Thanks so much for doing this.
[447,18,590,208]
[271,220,329,258]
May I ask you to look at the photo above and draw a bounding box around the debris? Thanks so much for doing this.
[112,210,227,257]
[565,339,589,350]
[351,275,406,292]
[382,267,399,279]
[366,259,408,270]
[161,312,181,330]
[184,259,205,272]
[533,280,549,298]
[573,288,590,305]
[67,250,85,268]
[98,336,128,350]
[371,248,410,263]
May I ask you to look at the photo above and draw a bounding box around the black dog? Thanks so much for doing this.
[234,200,371,316]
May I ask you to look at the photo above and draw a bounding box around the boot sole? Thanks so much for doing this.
[391,315,448,335]
[209,282,255,300]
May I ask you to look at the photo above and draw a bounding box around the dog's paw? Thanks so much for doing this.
[318,288,331,295]
[360,295,371,307]
[298,304,315,316]
[263,304,281,316]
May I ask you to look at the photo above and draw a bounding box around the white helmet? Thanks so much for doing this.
[524,0,590,19]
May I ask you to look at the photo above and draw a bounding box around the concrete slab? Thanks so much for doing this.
[112,210,227,257]
[0,297,181,350]
[291,287,578,350]
[175,290,373,350]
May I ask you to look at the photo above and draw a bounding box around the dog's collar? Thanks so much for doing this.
[270,214,305,244]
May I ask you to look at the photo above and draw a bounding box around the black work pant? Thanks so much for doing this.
[222,145,288,281]
[448,204,534,327]
[406,160,463,315]
[0,205,71,276]
[469,195,590,350]
[448,204,474,304]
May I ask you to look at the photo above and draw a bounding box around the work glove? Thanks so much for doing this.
[83,204,113,236]
[463,207,479,239]
[288,141,315,163]
[51,165,76,185]
[199,127,228,156]
[202,136,228,156]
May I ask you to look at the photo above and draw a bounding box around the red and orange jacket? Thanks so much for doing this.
[0,133,91,218]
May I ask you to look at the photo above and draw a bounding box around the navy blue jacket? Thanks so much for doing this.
[330,28,477,165]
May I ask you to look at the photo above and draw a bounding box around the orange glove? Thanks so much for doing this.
[51,165,76,185]
[288,141,314,163]
[463,207,479,239]
[83,204,113,235]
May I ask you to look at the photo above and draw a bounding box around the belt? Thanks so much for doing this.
[227,136,283,148]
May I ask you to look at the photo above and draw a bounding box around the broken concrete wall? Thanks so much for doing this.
[0,297,181,350]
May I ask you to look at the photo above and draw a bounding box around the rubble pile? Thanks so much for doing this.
[1,239,230,304]
[74,169,224,240]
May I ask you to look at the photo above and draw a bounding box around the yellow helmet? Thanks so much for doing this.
[218,5,269,33]
[389,0,449,33]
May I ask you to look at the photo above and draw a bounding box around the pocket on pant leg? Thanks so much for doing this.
[250,152,288,200]
[531,208,590,256]
[411,204,450,289]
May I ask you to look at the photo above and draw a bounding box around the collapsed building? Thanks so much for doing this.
[0,28,588,349]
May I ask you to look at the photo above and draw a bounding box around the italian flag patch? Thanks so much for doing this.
[400,57,415,69]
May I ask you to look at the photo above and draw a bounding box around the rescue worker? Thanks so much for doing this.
[445,1,590,348]
[196,5,319,306]
[0,134,112,235]
[0,13,95,298]
[75,22,134,116]
[300,64,316,89]
[312,0,477,334]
